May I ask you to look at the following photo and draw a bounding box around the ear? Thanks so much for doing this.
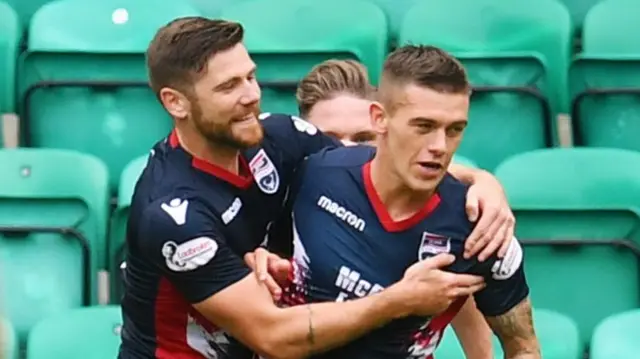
[369,101,388,135]
[159,87,191,120]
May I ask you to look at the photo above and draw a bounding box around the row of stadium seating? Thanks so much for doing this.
[2,305,639,358]
[2,146,639,353]
[0,0,611,38]
[0,0,639,187]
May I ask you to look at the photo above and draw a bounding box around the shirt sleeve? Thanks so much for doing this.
[260,113,342,163]
[450,237,530,316]
[137,197,251,303]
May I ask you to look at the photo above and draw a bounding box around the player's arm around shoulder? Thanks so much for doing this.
[138,196,418,359]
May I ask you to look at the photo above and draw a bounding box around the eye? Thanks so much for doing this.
[446,125,466,136]
[218,81,236,92]
[415,123,435,133]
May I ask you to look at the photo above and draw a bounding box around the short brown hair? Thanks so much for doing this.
[296,59,376,118]
[379,45,469,110]
[146,17,244,95]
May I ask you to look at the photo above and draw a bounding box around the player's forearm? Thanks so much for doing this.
[451,297,493,359]
[485,297,541,359]
[448,163,498,186]
[263,292,406,359]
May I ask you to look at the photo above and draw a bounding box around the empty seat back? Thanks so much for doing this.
[0,148,109,341]
[400,0,571,170]
[0,2,19,118]
[109,154,148,303]
[591,309,640,359]
[222,0,388,114]
[27,306,122,359]
[495,148,640,348]
[19,0,200,192]
[569,0,640,150]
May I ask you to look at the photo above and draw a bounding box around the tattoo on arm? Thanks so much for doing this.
[485,297,540,359]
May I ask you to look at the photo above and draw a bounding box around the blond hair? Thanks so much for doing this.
[296,59,375,118]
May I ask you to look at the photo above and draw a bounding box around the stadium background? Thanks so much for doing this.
[0,0,639,358]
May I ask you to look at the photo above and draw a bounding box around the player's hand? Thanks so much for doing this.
[244,247,292,301]
[394,254,485,317]
[464,177,515,262]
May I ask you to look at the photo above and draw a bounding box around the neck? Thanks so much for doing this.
[369,150,434,222]
[175,125,240,175]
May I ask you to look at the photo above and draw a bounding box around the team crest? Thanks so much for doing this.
[418,232,451,261]
[249,149,280,195]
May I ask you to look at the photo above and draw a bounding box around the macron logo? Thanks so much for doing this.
[317,195,366,232]
[161,198,188,226]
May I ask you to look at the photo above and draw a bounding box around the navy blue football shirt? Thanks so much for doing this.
[281,145,529,359]
[118,113,340,359]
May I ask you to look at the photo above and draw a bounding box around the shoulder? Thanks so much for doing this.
[305,145,375,170]
[135,194,220,246]
[260,112,319,136]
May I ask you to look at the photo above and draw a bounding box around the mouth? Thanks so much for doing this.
[415,161,444,179]
[417,161,444,171]
[232,114,257,124]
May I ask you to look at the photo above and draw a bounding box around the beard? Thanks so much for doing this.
[192,102,264,150]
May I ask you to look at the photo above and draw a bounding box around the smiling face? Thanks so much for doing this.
[147,17,263,150]
[187,43,263,149]
[372,45,470,194]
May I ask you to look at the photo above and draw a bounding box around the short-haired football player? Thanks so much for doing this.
[283,58,494,358]
[252,45,540,359]
[119,17,519,359]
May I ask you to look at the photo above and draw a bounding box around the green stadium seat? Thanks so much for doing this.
[452,154,478,168]
[0,148,109,342]
[436,308,581,359]
[569,0,640,151]
[399,0,571,171]
[221,0,388,114]
[188,0,254,17]
[1,318,18,359]
[0,2,19,119]
[495,148,640,350]
[109,154,148,303]
[591,309,640,359]
[559,0,602,33]
[4,0,50,28]
[362,0,419,45]
[27,305,122,359]
[18,0,200,192]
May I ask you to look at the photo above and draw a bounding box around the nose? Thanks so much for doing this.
[240,81,261,106]
[426,129,447,156]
